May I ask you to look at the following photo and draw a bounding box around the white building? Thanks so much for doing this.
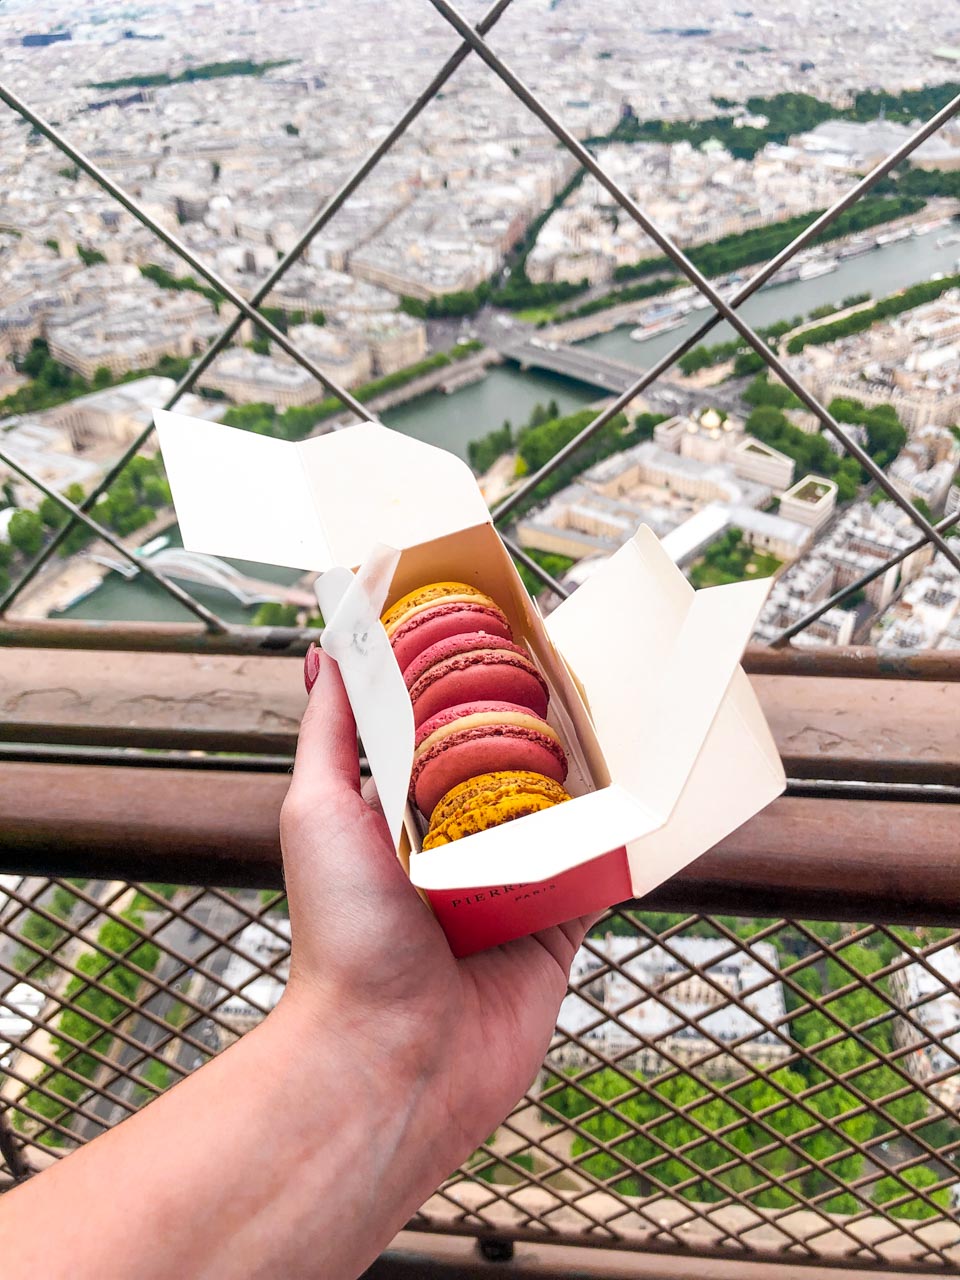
[661,501,811,567]
[779,475,838,530]
[555,935,790,1077]
[198,350,329,409]
[732,438,796,491]
[0,982,45,1068]
[216,919,290,1036]
[891,945,960,1105]
[51,376,217,451]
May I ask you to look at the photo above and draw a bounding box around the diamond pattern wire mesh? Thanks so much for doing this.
[1,1,960,633]
[3,884,960,1269]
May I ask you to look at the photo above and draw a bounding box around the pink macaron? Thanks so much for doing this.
[403,633,549,727]
[411,700,568,817]
[389,600,513,673]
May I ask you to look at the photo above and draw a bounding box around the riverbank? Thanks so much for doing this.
[8,507,176,620]
[322,348,502,430]
[542,201,959,344]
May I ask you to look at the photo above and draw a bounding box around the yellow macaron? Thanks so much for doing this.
[423,770,571,850]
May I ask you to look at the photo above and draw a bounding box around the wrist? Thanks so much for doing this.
[261,986,457,1238]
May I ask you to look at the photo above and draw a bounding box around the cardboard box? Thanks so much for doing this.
[156,412,785,956]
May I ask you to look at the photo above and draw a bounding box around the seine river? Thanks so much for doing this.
[58,230,960,622]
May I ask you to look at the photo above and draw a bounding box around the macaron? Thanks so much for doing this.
[411,700,568,817]
[387,595,513,674]
[382,581,492,634]
[423,770,571,850]
[403,632,549,727]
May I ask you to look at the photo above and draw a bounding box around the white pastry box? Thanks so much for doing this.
[156,412,785,956]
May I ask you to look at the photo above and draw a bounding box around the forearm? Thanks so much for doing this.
[2,990,449,1280]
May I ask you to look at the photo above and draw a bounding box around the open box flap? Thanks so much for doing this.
[546,527,773,827]
[297,423,490,570]
[624,667,785,896]
[641,667,785,884]
[155,410,328,569]
[155,413,490,572]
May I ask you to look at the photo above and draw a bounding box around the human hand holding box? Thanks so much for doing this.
[155,411,785,956]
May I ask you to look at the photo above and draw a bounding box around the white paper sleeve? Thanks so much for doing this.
[316,545,414,851]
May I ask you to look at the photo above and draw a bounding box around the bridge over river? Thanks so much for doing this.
[496,338,646,395]
[87,549,315,609]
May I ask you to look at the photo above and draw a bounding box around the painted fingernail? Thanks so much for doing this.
[304,642,321,694]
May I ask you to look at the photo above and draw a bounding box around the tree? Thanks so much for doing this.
[913,497,933,522]
[252,602,299,626]
[92,365,112,388]
[7,509,44,556]
[21,339,49,379]
[39,483,84,530]
[732,350,766,377]
[873,1165,950,1220]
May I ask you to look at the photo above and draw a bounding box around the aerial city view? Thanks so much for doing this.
[3,0,960,1246]
[2,0,960,649]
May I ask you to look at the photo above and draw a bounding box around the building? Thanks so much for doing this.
[0,417,102,495]
[553,935,791,1078]
[343,312,427,375]
[661,501,811,567]
[732,438,796,491]
[891,944,960,1108]
[874,554,960,652]
[51,376,217,451]
[197,349,329,409]
[45,286,218,381]
[779,475,837,531]
[216,919,290,1037]
[0,981,45,1068]
[280,325,373,389]
[754,501,933,647]
[589,440,771,509]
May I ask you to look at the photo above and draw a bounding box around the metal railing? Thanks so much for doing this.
[3,879,960,1270]
[1,0,959,639]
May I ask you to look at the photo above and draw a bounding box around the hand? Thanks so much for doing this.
[1,644,593,1280]
[282,645,594,1176]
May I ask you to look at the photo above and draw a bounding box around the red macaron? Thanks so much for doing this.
[403,632,549,727]
[411,700,568,817]
[389,600,512,673]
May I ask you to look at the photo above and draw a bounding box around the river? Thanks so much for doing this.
[59,231,959,623]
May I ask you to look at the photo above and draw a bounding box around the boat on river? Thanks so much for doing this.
[798,257,839,281]
[876,227,911,246]
[629,314,686,341]
[837,238,876,260]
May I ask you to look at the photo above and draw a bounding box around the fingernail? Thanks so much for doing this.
[304,643,321,694]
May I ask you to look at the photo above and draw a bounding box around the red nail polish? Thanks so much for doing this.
[304,643,321,694]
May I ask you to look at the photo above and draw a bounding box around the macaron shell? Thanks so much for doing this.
[381,581,490,633]
[391,602,512,673]
[410,653,548,726]
[413,724,568,816]
[402,631,528,690]
[423,769,571,849]
[414,700,561,750]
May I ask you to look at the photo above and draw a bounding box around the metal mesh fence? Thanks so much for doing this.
[1,0,959,638]
[2,881,959,1269]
